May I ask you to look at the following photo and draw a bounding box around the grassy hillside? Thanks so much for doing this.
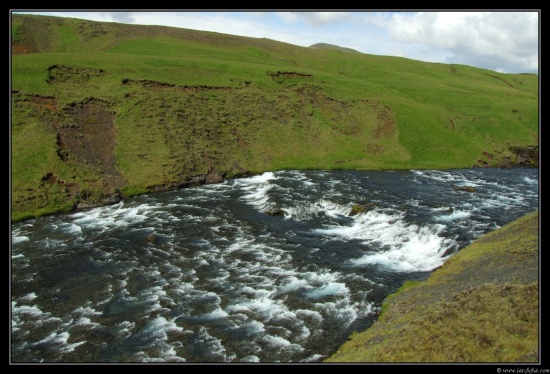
[10,14,539,222]
[309,43,362,54]
[325,210,539,363]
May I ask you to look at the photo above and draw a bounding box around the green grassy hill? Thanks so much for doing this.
[10,14,539,222]
[309,43,362,54]
[326,210,539,363]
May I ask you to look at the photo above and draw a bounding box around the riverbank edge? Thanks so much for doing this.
[325,209,540,363]
[11,164,539,224]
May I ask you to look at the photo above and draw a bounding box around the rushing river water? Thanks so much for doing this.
[11,167,539,363]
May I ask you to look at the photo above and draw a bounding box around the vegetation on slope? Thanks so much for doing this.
[10,14,539,222]
[325,210,539,363]
[309,43,362,54]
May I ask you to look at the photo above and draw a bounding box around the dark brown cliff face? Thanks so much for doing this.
[509,145,539,166]
[497,145,539,169]
[475,145,539,168]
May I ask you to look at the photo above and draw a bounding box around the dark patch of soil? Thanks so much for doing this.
[59,100,122,182]
[372,105,397,138]
[11,44,36,55]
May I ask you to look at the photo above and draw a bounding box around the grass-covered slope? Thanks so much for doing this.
[10,14,539,222]
[325,210,539,363]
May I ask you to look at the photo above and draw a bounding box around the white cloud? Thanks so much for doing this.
[106,12,137,24]
[378,11,539,73]
[287,11,352,25]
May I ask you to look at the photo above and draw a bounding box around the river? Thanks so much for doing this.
[11,167,539,363]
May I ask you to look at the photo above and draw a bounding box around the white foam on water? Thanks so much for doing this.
[32,330,71,347]
[198,307,229,320]
[60,223,82,235]
[278,276,309,294]
[314,210,453,272]
[523,176,538,185]
[20,292,38,302]
[234,172,278,210]
[242,184,273,209]
[312,301,358,326]
[69,202,160,233]
[12,236,30,245]
[73,303,102,317]
[479,192,527,210]
[304,282,348,299]
[41,238,69,250]
[11,253,25,259]
[125,316,188,362]
[352,224,452,272]
[154,347,187,363]
[352,253,415,271]
[460,172,525,190]
[296,325,311,341]
[431,206,454,212]
[194,326,235,362]
[241,320,265,334]
[284,199,350,221]
[279,170,316,187]
[495,193,526,204]
[314,209,401,239]
[143,316,184,336]
[302,271,340,285]
[11,305,36,335]
[73,316,101,328]
[115,320,135,339]
[295,309,323,325]
[244,171,277,184]
[12,302,57,320]
[12,225,34,245]
[194,258,209,266]
[224,236,256,254]
[226,295,283,319]
[435,209,472,222]
[412,170,465,183]
[136,286,169,314]
[261,334,304,355]
[240,286,269,299]
[240,355,261,362]
[454,182,481,188]
[303,354,325,362]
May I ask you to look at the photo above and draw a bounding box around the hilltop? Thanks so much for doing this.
[11,13,538,222]
[309,43,362,54]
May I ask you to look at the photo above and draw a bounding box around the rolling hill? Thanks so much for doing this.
[10,13,539,222]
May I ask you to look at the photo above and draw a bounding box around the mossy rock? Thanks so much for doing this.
[349,203,376,216]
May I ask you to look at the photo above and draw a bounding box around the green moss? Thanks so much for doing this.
[378,280,422,317]
[120,185,150,198]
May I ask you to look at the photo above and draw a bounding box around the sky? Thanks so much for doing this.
[12,10,540,74]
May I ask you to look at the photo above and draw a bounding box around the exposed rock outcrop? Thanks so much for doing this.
[453,185,477,193]
[349,203,376,216]
[265,208,286,216]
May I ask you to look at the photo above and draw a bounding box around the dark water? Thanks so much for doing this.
[11,167,539,363]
